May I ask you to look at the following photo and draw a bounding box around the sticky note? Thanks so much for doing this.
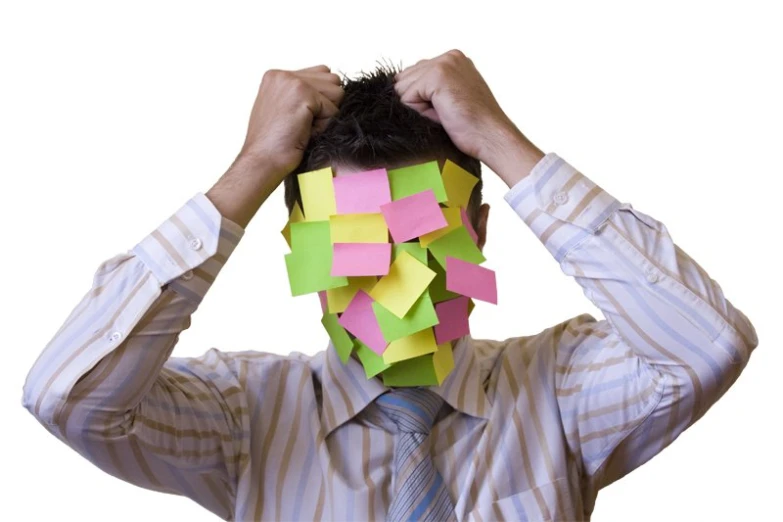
[382,341,454,386]
[355,340,392,378]
[460,207,479,244]
[289,221,330,252]
[318,291,329,313]
[281,201,305,249]
[298,167,336,221]
[380,190,448,243]
[338,290,387,354]
[442,159,478,208]
[321,313,354,363]
[388,161,448,202]
[445,257,497,304]
[382,328,438,364]
[285,252,348,296]
[428,252,460,303]
[333,168,392,214]
[428,226,486,268]
[329,213,388,243]
[285,221,348,295]
[331,243,392,277]
[393,242,427,264]
[326,276,377,314]
[433,296,471,344]
[373,289,439,343]
[419,207,462,247]
[369,251,436,318]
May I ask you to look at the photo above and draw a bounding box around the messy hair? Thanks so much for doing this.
[283,61,483,228]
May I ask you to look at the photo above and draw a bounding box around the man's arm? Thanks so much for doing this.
[21,65,344,519]
[394,49,758,492]
[500,147,757,490]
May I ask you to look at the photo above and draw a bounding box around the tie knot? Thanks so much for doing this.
[374,387,444,434]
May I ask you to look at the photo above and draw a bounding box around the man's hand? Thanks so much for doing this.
[394,50,544,186]
[207,65,343,228]
[240,65,344,180]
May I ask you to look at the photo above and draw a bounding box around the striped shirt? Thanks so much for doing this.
[22,152,758,521]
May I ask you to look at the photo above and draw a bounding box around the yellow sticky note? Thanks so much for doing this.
[419,207,462,247]
[329,213,388,243]
[369,251,436,318]
[382,328,438,364]
[326,276,378,314]
[442,159,478,209]
[299,167,336,221]
[432,342,455,384]
[281,201,305,249]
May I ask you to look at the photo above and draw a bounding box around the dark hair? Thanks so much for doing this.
[283,62,483,228]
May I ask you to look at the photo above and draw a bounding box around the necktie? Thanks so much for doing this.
[374,386,458,522]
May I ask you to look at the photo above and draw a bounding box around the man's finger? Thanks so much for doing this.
[297,64,331,74]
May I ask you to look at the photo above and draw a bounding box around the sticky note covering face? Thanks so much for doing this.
[331,243,391,277]
[388,161,448,202]
[298,167,337,221]
[380,190,448,243]
[329,213,388,243]
[282,158,497,387]
[369,251,436,318]
[334,168,392,214]
[442,159,479,208]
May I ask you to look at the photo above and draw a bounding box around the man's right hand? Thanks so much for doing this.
[239,65,344,183]
[206,65,343,229]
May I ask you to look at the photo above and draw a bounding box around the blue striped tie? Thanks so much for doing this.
[374,387,458,522]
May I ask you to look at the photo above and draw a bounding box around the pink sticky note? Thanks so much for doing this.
[338,290,388,354]
[318,291,328,313]
[333,168,392,214]
[380,190,448,243]
[445,257,497,304]
[331,243,391,277]
[434,296,471,344]
[460,207,479,244]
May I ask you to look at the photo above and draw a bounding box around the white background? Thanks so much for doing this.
[2,1,779,520]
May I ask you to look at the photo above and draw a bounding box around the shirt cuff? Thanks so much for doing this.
[504,152,626,263]
[131,192,245,303]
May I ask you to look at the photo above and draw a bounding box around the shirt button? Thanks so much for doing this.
[553,191,569,205]
[188,238,203,251]
[181,270,194,280]
[645,269,659,283]
[108,331,122,343]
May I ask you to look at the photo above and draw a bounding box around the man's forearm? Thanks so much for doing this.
[484,126,546,189]
[206,154,283,229]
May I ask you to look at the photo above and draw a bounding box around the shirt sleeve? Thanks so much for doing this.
[21,192,249,520]
[504,153,759,491]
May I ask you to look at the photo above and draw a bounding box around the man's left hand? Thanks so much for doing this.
[394,50,544,184]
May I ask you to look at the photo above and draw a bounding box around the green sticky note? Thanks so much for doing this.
[382,341,454,386]
[285,220,348,296]
[285,253,347,296]
[355,340,391,378]
[289,221,329,252]
[373,289,439,342]
[321,313,354,363]
[428,252,459,303]
[427,226,485,269]
[388,161,448,202]
[392,242,427,264]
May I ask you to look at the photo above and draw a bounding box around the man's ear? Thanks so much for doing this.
[476,203,490,251]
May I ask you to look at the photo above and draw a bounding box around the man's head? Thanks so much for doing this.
[283,63,489,248]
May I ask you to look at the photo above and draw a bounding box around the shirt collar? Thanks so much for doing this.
[319,336,492,439]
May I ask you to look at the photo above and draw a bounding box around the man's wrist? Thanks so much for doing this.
[483,124,546,188]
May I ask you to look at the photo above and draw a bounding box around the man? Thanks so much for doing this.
[22,50,758,521]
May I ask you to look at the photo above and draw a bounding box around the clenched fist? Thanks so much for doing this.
[238,65,344,181]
